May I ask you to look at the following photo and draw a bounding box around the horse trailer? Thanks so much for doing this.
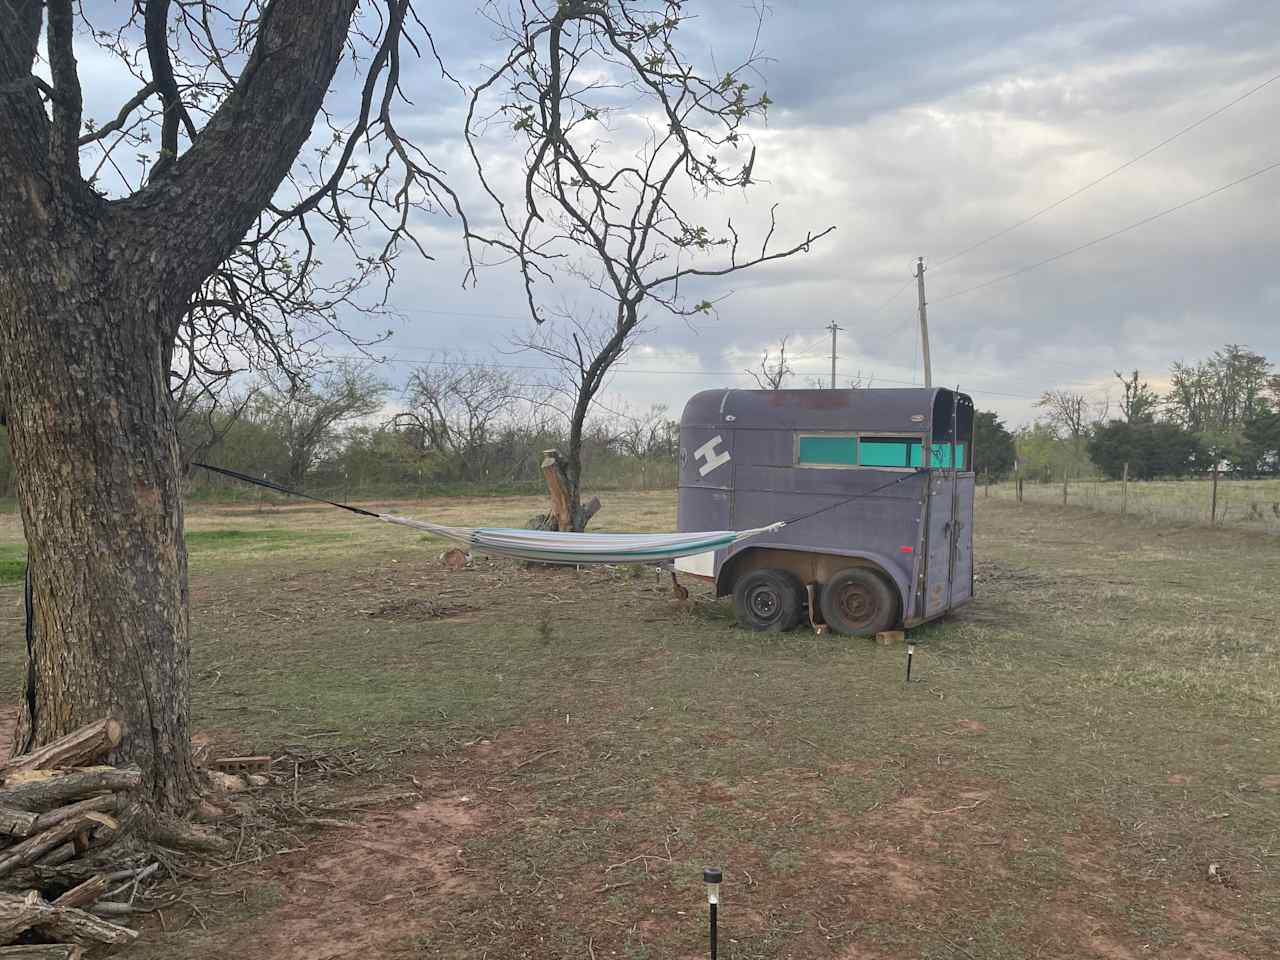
[674,387,976,635]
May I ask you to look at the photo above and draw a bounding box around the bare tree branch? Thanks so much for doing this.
[45,0,83,182]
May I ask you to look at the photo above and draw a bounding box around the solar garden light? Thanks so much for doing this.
[703,867,722,959]
[906,641,916,683]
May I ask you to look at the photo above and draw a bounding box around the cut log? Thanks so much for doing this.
[0,721,124,777]
[51,874,111,910]
[0,807,38,839]
[0,892,44,944]
[30,795,123,836]
[0,891,136,946]
[35,844,76,868]
[0,814,119,879]
[0,767,141,813]
[0,946,85,959]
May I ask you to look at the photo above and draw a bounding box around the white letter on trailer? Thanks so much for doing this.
[694,435,731,477]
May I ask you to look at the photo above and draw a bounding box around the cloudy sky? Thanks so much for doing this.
[79,1,1280,427]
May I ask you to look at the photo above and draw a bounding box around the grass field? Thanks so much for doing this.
[0,492,1276,959]
[989,475,1280,534]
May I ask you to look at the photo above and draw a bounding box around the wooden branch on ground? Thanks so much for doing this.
[29,796,122,837]
[0,721,123,777]
[0,767,141,812]
[0,811,120,879]
[51,874,111,910]
[0,945,85,959]
[0,890,136,946]
[0,809,37,840]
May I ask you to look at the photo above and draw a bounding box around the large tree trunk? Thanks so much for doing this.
[0,219,197,813]
[0,0,360,817]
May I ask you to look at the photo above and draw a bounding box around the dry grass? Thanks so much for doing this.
[0,491,1276,958]
[986,475,1280,532]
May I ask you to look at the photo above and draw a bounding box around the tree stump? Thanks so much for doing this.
[539,449,601,532]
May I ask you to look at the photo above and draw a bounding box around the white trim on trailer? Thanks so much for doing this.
[675,550,716,579]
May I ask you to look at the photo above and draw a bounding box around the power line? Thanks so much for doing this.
[933,158,1280,304]
[933,70,1280,269]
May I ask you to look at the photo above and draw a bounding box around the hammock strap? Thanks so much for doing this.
[192,462,381,518]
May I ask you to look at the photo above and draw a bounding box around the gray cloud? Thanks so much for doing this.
[73,2,1280,426]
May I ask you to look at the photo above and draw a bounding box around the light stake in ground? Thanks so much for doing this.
[704,867,722,960]
[906,642,915,683]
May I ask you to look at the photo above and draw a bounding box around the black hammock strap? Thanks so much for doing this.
[193,461,930,530]
[191,462,381,518]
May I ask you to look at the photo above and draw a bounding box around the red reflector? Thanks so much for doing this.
[899,545,914,554]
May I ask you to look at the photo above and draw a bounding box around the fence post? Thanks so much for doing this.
[1017,472,1024,504]
[1211,464,1219,526]
[1121,462,1129,517]
[1062,470,1069,506]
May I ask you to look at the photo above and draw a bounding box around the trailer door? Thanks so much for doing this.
[949,475,975,606]
[922,471,953,619]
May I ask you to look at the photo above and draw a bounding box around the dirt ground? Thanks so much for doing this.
[0,492,1277,958]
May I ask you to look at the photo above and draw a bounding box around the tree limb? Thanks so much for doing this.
[45,0,83,182]
[123,0,360,299]
[79,83,158,147]
[144,0,199,178]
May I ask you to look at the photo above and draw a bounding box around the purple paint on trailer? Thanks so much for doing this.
[675,387,975,632]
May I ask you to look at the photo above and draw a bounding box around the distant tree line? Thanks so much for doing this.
[1018,344,1280,482]
[3,344,1268,499]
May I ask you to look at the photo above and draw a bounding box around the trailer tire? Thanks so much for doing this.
[819,568,897,636]
[733,569,804,632]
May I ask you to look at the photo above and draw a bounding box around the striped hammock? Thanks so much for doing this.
[378,514,785,564]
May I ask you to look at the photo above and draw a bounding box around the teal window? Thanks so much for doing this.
[859,438,914,467]
[797,435,857,466]
[908,442,967,468]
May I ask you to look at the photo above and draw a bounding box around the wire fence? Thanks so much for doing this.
[983,474,1280,534]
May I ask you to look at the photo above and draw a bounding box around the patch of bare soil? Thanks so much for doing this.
[241,796,480,960]
[180,724,561,960]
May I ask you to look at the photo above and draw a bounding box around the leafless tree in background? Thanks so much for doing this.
[1114,370,1159,423]
[748,337,794,390]
[256,364,388,486]
[1035,389,1106,456]
[395,356,524,481]
[467,0,835,529]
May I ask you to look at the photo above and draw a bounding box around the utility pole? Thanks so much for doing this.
[914,257,932,388]
[826,321,842,388]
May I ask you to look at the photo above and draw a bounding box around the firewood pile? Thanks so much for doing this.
[0,719,151,956]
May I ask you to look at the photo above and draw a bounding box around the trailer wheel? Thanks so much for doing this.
[733,569,804,632]
[820,568,897,636]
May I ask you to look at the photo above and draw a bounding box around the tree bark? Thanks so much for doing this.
[0,0,360,817]
[0,247,198,811]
